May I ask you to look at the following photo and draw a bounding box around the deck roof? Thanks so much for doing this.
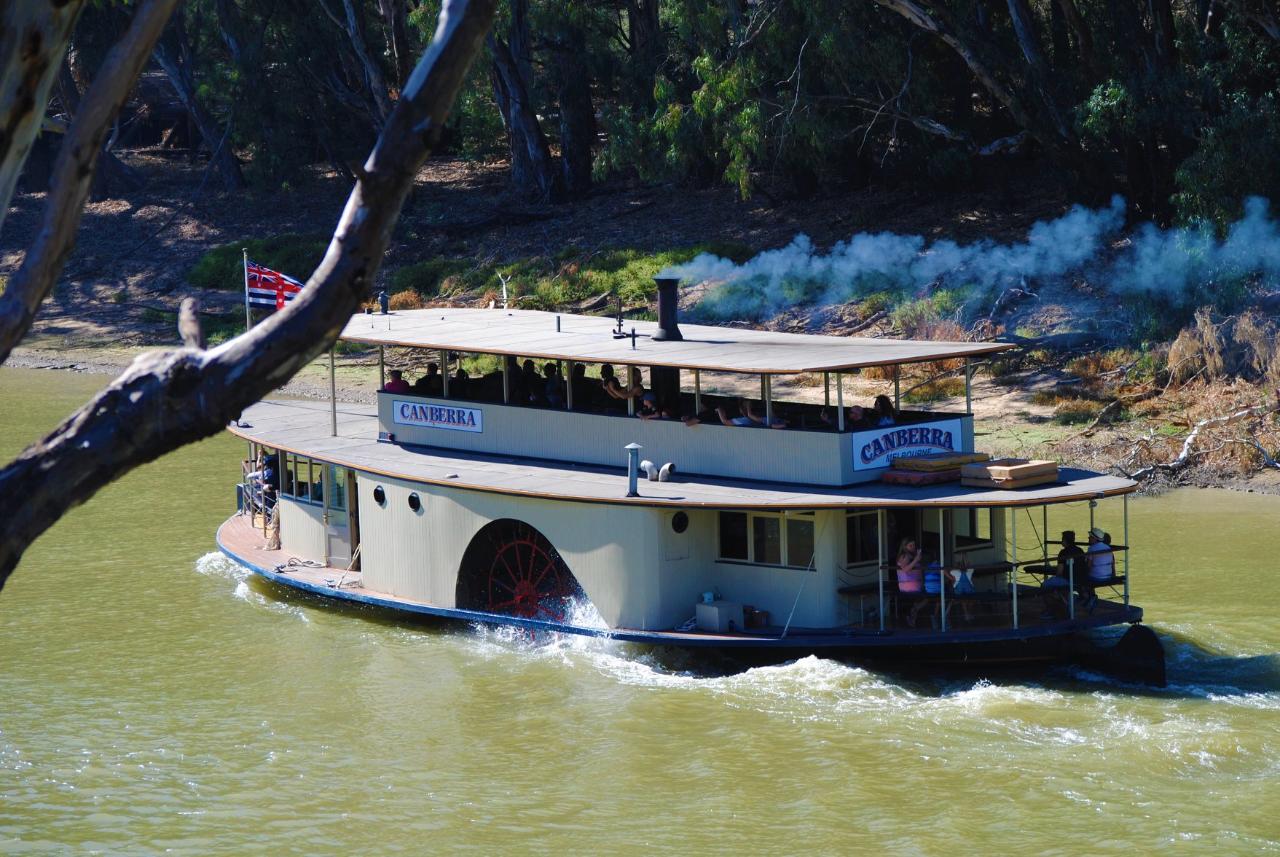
[231,400,1136,509]
[340,308,1012,374]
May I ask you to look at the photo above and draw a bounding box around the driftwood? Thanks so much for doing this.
[1127,395,1280,481]
[0,0,499,590]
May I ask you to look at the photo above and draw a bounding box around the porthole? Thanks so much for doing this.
[407,492,422,512]
[373,486,386,506]
[671,511,689,533]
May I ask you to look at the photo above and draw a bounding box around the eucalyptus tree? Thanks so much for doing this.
[0,0,499,591]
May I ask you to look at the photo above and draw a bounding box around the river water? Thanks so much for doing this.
[2,366,1279,854]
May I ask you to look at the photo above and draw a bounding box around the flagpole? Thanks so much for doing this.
[243,248,252,332]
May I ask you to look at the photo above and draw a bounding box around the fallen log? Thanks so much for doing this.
[1127,394,1279,480]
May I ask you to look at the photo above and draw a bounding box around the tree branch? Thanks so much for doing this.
[0,0,499,591]
[0,0,180,367]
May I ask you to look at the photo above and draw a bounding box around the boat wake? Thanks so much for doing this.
[193,552,311,622]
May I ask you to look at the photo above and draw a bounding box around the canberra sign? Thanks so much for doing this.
[853,418,964,470]
[393,400,483,433]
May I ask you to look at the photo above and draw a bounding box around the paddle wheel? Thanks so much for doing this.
[455,519,585,623]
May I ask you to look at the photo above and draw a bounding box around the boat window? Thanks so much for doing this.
[845,511,880,565]
[329,465,347,512]
[719,512,749,561]
[955,508,994,549]
[718,511,815,568]
[786,516,816,568]
[280,453,325,507]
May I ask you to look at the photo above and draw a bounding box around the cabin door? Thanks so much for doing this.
[324,464,352,568]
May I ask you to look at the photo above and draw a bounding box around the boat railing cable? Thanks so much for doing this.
[781,514,829,640]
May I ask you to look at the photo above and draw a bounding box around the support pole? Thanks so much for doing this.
[242,248,252,332]
[329,347,337,437]
[1042,505,1049,566]
[563,361,571,410]
[378,345,385,390]
[893,365,901,411]
[763,375,773,425]
[938,510,947,632]
[964,357,972,414]
[877,509,886,631]
[1011,510,1019,629]
[836,372,845,432]
[694,369,702,414]
[441,350,450,398]
[502,357,510,404]
[1067,557,1076,620]
[824,372,830,407]
[1123,494,1130,607]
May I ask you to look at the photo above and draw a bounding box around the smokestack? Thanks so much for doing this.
[652,276,683,341]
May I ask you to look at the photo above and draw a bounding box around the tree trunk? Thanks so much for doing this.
[552,24,594,198]
[319,0,395,126]
[0,0,180,365]
[1005,0,1073,141]
[0,1,88,237]
[377,0,414,88]
[1148,0,1180,71]
[626,0,663,114]
[153,15,246,190]
[489,61,536,191]
[488,10,560,204]
[0,0,500,591]
[1053,0,1101,78]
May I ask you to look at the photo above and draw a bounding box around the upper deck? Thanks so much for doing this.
[340,308,1010,374]
[230,399,1137,508]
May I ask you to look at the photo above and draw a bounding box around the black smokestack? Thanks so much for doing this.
[652,276,683,341]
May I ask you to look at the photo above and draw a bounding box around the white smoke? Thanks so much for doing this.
[663,195,1280,322]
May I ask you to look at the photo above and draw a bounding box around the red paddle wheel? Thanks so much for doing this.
[456,519,585,623]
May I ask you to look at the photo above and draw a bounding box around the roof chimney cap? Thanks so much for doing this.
[652,276,683,342]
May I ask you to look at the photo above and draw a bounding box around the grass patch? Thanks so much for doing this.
[188,233,328,291]
[1051,399,1103,425]
[903,377,966,403]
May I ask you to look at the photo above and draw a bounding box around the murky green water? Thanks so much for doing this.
[2,366,1279,855]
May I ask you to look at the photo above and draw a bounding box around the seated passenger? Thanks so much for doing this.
[1079,527,1114,612]
[872,394,897,427]
[616,367,645,401]
[451,366,470,399]
[599,364,624,400]
[543,362,565,407]
[521,360,544,405]
[819,404,874,430]
[1041,530,1084,619]
[383,369,411,393]
[569,363,590,409]
[411,362,442,396]
[716,398,787,429]
[637,391,665,420]
[246,453,279,513]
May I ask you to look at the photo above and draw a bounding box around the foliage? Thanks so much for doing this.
[187,234,329,292]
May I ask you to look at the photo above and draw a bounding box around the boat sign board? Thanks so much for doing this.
[393,400,484,433]
[853,418,963,470]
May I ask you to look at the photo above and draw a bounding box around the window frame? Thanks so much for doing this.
[845,510,882,567]
[717,510,816,570]
[281,452,326,508]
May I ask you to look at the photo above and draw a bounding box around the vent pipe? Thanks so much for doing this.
[652,276,683,341]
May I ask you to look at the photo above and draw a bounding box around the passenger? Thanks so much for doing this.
[617,367,646,400]
[569,363,590,409]
[636,391,661,419]
[451,366,470,399]
[383,369,411,393]
[1041,529,1083,619]
[1081,527,1115,612]
[821,404,873,430]
[411,362,442,396]
[895,537,929,628]
[521,360,544,405]
[716,398,786,429]
[872,394,897,427]
[544,362,565,407]
[599,364,625,400]
[246,453,279,513]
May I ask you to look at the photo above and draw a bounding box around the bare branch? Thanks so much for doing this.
[0,0,499,590]
[0,0,180,366]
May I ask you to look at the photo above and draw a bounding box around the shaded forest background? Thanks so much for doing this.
[34,0,1280,226]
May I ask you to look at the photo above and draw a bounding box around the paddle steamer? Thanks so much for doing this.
[218,279,1160,679]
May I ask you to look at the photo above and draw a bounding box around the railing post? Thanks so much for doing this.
[877,508,886,631]
[1067,557,1075,620]
[1011,510,1019,629]
[964,357,972,414]
[1123,494,1130,607]
[836,372,845,432]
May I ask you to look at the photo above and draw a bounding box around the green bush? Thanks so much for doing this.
[188,233,328,291]
[1174,96,1280,230]
[390,258,473,296]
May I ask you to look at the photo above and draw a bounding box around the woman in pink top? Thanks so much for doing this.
[896,537,928,627]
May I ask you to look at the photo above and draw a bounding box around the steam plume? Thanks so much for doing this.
[662,196,1280,322]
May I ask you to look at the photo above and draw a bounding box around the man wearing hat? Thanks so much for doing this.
[1079,527,1115,612]
[1041,530,1085,619]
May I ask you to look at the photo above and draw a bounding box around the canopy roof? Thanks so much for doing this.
[340,308,1012,374]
